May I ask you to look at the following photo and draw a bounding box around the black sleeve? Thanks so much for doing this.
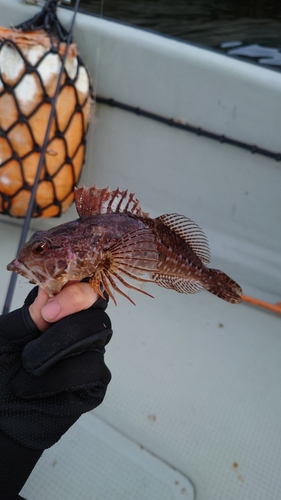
[0,289,112,497]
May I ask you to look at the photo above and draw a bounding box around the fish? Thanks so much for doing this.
[7,185,242,305]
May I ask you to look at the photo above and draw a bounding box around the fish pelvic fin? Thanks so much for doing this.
[89,228,159,305]
[206,269,242,304]
[74,185,149,218]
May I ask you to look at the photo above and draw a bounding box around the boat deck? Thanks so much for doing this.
[1,216,280,500]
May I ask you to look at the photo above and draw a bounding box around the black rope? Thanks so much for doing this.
[2,0,81,314]
[96,96,281,162]
[15,0,69,42]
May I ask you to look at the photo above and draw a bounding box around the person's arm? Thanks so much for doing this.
[0,284,112,499]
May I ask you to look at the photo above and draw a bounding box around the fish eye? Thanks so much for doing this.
[32,241,48,254]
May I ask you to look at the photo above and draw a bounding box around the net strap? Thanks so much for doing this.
[2,0,81,314]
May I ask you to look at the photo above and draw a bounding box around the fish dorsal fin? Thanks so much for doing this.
[156,213,211,264]
[74,185,149,217]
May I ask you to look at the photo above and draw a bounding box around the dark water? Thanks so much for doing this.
[77,0,281,69]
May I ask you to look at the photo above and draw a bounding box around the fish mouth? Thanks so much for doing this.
[7,259,63,296]
[7,258,38,283]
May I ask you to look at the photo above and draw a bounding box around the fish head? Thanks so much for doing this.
[7,229,75,296]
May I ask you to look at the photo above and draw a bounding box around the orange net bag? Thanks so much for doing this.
[0,1,92,217]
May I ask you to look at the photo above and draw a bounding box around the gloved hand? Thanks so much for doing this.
[0,285,112,499]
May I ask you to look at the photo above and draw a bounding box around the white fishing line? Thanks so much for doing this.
[86,0,104,189]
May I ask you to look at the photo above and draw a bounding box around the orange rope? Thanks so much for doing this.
[242,294,281,315]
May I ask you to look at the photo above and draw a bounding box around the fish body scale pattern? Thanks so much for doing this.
[0,30,92,217]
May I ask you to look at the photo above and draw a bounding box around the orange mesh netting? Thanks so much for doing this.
[0,24,92,217]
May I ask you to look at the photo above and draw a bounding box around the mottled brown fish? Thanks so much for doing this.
[7,185,242,305]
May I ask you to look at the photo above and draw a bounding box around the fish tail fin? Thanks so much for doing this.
[206,269,242,304]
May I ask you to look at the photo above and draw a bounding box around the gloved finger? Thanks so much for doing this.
[21,307,112,376]
[27,287,51,332]
[24,286,39,307]
[0,287,43,347]
[12,350,111,397]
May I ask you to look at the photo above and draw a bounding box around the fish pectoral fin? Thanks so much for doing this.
[154,274,204,294]
[91,263,155,307]
[89,273,108,301]
[90,228,159,306]
[109,228,159,279]
[88,269,137,307]
[156,213,211,264]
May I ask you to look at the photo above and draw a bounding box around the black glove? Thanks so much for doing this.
[0,287,112,499]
